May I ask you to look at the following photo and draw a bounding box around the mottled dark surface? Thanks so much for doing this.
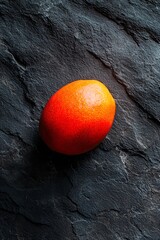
[0,0,160,239]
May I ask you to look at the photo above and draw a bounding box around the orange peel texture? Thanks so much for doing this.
[39,80,116,155]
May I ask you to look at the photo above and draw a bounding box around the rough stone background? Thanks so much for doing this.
[0,0,160,239]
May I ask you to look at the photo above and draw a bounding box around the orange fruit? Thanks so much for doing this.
[39,80,116,155]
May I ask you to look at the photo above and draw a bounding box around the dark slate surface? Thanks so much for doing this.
[0,0,160,239]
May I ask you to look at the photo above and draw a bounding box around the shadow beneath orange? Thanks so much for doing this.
[28,134,91,185]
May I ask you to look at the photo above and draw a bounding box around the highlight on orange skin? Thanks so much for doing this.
[39,80,116,155]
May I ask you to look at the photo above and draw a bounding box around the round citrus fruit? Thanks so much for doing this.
[39,80,116,155]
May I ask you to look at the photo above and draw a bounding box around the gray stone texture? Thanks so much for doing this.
[0,0,160,239]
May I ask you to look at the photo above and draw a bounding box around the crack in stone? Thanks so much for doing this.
[0,207,50,227]
[0,191,50,227]
[0,129,32,148]
[0,40,37,110]
[67,195,89,219]
[131,221,149,239]
[85,1,160,44]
